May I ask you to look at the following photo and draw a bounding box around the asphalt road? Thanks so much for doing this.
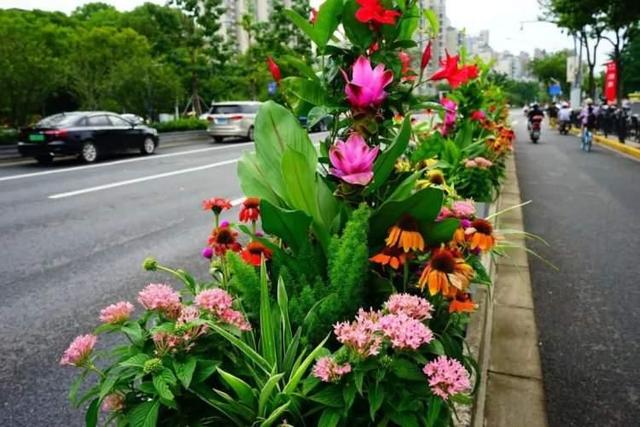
[0,134,327,426]
[513,114,640,426]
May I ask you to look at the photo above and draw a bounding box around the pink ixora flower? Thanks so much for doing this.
[423,356,471,400]
[138,284,181,317]
[334,308,383,357]
[312,356,352,383]
[342,56,393,110]
[99,301,134,324]
[385,293,433,320]
[452,200,476,218]
[379,313,433,350]
[60,334,97,367]
[329,133,379,186]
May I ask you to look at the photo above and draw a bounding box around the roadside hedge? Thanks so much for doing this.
[0,129,18,145]
[151,118,208,133]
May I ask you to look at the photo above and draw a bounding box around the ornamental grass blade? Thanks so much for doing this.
[283,335,329,394]
[259,260,277,367]
[258,372,285,418]
[206,321,271,374]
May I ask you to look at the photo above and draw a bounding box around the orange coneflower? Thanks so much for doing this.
[386,215,425,253]
[239,197,260,223]
[208,225,242,256]
[202,197,232,214]
[448,291,477,313]
[465,219,496,251]
[370,246,407,270]
[241,241,272,266]
[418,248,474,296]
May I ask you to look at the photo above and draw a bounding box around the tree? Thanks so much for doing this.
[621,31,640,94]
[529,50,571,97]
[489,73,541,106]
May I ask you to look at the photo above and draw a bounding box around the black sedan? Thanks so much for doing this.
[18,112,159,164]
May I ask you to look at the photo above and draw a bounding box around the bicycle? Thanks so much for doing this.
[581,127,592,152]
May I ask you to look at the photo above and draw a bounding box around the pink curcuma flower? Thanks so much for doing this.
[329,133,379,186]
[334,308,383,357]
[99,301,134,324]
[452,200,476,218]
[379,313,434,350]
[342,56,393,110]
[386,293,433,320]
[138,284,181,317]
[423,356,471,400]
[60,334,97,367]
[312,357,352,383]
[194,288,233,314]
[101,393,125,412]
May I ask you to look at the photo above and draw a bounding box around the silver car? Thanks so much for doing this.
[205,101,261,142]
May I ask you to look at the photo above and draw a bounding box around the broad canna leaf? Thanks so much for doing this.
[237,151,281,206]
[312,0,344,48]
[260,200,312,254]
[421,218,460,246]
[280,77,327,107]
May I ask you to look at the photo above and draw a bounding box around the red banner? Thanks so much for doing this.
[604,61,617,104]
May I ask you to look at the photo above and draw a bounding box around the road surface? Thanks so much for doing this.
[0,134,326,426]
[513,114,640,426]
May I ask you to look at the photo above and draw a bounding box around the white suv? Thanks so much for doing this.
[205,101,261,143]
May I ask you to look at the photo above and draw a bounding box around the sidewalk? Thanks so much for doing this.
[474,153,548,427]
[568,128,640,159]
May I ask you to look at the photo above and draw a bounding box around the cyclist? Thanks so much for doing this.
[579,98,597,151]
[557,102,571,133]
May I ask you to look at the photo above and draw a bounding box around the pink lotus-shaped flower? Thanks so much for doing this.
[329,133,379,186]
[342,56,393,110]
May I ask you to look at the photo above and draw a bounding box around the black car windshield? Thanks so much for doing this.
[36,113,82,128]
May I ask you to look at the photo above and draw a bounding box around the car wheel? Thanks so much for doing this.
[35,154,53,165]
[213,136,224,143]
[140,137,156,155]
[80,141,99,163]
[247,126,255,141]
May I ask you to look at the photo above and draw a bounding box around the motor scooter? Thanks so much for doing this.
[529,115,544,143]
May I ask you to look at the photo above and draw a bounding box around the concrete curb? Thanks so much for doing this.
[468,153,548,427]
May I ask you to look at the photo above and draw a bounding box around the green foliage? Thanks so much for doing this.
[226,251,261,319]
[0,129,18,145]
[529,50,571,97]
[151,118,208,133]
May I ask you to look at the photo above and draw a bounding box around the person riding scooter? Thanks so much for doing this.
[528,103,545,143]
[558,102,571,135]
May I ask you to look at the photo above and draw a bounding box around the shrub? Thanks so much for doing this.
[151,118,207,133]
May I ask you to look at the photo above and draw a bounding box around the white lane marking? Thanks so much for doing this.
[0,143,253,182]
[49,159,238,199]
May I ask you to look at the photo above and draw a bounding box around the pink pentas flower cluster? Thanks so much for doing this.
[312,356,352,383]
[423,356,471,400]
[464,157,493,169]
[334,308,383,357]
[60,334,97,367]
[452,200,476,218]
[138,283,181,317]
[385,293,433,320]
[195,288,251,331]
[153,331,181,355]
[379,313,433,350]
[99,301,134,324]
[101,393,125,412]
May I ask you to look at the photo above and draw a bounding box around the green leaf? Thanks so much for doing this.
[206,321,272,374]
[307,105,331,129]
[369,187,444,243]
[368,116,412,192]
[342,0,374,49]
[260,200,312,253]
[121,322,144,346]
[450,393,473,405]
[317,408,342,427]
[280,77,327,106]
[120,353,150,369]
[426,339,446,356]
[152,374,174,401]
[343,382,357,409]
[283,335,329,394]
[386,171,421,202]
[69,372,86,405]
[421,218,460,246]
[276,276,293,349]
[85,398,99,427]
[192,359,220,384]
[313,0,344,48]
[259,400,291,427]
[354,371,364,396]
[368,382,384,420]
[259,260,277,367]
[390,412,420,427]
[99,374,118,400]
[281,148,319,219]
[426,396,442,427]
[308,386,344,408]
[283,9,318,45]
[281,55,318,81]
[391,358,424,381]
[218,368,257,407]
[237,151,281,205]
[424,8,440,36]
[176,269,197,294]
[397,3,420,41]
[258,373,284,417]
[128,400,160,427]
[173,356,197,388]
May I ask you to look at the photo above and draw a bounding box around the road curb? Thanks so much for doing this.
[568,128,640,159]
[468,153,548,427]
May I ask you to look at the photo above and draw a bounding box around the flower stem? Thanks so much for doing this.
[403,261,409,292]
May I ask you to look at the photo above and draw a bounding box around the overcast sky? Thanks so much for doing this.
[3,0,609,66]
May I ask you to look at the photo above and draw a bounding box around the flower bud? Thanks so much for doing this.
[266,57,281,83]
[142,257,157,271]
[143,358,163,374]
[201,247,213,259]
[421,41,432,70]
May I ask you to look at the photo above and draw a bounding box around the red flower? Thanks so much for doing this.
[266,57,281,83]
[239,197,260,223]
[202,197,232,214]
[398,52,416,82]
[310,8,318,24]
[470,110,486,122]
[429,52,479,88]
[355,0,401,26]
[421,41,432,70]
[241,241,272,266]
[208,225,241,256]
